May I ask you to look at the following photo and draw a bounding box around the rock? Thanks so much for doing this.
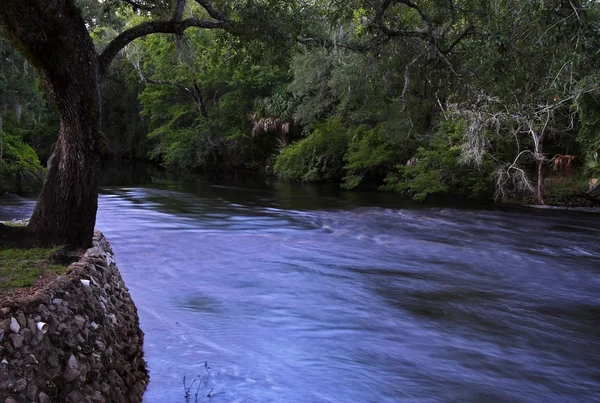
[11,378,27,392]
[27,318,37,334]
[25,354,39,365]
[21,328,32,346]
[47,352,60,368]
[4,397,18,403]
[38,392,51,403]
[66,390,84,403]
[94,340,105,352]
[91,391,105,403]
[0,231,148,403]
[1,308,10,315]
[68,354,79,369]
[30,329,45,347]
[106,314,117,325]
[38,305,51,320]
[16,313,26,328]
[64,368,81,383]
[9,333,24,349]
[27,384,39,401]
[9,317,20,333]
[100,383,111,396]
[74,315,86,329]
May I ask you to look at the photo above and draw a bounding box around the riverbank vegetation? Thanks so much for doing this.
[1,0,599,208]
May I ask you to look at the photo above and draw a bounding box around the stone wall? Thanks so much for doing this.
[0,231,148,403]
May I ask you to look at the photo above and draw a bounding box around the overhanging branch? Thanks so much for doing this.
[373,0,471,55]
[193,0,225,20]
[98,18,227,75]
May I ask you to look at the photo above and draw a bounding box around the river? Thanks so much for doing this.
[1,172,600,402]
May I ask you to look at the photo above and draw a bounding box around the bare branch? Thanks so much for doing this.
[400,51,425,105]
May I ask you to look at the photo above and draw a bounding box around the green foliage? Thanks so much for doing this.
[0,32,59,161]
[4,0,600,205]
[382,120,493,201]
[274,118,350,182]
[124,27,292,174]
[575,74,600,177]
[586,153,600,178]
[0,131,44,194]
[342,124,408,189]
[288,49,337,128]
[534,175,591,206]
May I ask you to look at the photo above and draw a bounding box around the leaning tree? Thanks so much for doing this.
[0,0,228,247]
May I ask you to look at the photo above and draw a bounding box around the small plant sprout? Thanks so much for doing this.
[182,362,222,401]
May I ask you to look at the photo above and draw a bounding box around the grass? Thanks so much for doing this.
[0,220,28,227]
[0,246,68,292]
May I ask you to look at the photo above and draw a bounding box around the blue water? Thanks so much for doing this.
[2,181,600,402]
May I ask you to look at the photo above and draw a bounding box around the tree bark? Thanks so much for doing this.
[0,0,101,248]
[531,129,545,205]
[536,158,544,205]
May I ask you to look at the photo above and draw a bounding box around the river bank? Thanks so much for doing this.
[0,231,147,402]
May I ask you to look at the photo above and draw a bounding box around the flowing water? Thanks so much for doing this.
[1,173,600,402]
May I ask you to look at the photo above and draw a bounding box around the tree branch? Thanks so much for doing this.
[172,0,186,21]
[98,18,227,75]
[193,0,225,20]
[372,0,471,55]
[373,0,429,40]
[440,25,474,54]
[119,0,155,11]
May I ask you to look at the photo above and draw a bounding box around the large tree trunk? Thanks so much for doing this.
[0,0,101,248]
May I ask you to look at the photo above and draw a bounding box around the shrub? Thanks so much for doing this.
[342,124,408,189]
[382,120,493,201]
[274,118,350,182]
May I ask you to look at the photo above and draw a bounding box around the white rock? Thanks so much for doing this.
[68,354,78,369]
[9,317,20,333]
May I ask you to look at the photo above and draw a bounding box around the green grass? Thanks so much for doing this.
[0,246,67,292]
[0,220,28,227]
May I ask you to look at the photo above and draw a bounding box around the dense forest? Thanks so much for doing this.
[2,0,600,205]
